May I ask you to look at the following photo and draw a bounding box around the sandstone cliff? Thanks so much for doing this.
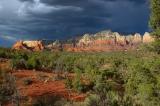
[12,30,154,52]
[74,31,154,52]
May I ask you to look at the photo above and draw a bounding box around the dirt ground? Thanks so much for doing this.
[13,70,86,101]
[0,59,86,106]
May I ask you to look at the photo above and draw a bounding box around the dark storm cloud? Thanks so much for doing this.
[19,0,147,5]
[0,0,150,47]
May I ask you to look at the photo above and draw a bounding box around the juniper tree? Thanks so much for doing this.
[149,0,160,53]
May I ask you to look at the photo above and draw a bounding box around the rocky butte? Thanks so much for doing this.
[12,40,44,51]
[12,30,154,52]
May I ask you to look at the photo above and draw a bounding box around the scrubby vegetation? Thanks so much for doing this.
[0,69,20,106]
[0,46,160,106]
[149,0,160,53]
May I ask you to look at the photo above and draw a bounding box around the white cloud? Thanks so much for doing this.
[17,0,83,16]
[18,0,56,16]
[0,35,17,41]
[29,0,55,13]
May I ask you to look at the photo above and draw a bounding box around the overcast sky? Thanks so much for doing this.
[0,0,150,47]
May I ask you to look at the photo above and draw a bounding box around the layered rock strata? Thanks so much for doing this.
[12,30,154,52]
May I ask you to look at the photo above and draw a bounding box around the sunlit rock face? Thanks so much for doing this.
[115,33,126,46]
[78,31,116,47]
[23,41,44,51]
[143,32,154,43]
[126,35,134,45]
[45,40,62,50]
[94,30,115,40]
[78,34,94,46]
[12,40,29,51]
[12,30,155,52]
[12,40,44,51]
[132,33,142,44]
[75,31,154,52]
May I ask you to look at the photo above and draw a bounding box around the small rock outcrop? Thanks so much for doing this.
[78,34,94,46]
[115,33,126,45]
[132,33,142,44]
[12,40,28,51]
[12,40,44,51]
[143,32,154,43]
[45,40,63,51]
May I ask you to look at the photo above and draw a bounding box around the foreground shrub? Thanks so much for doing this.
[32,95,61,106]
[65,78,73,89]
[0,47,13,58]
[26,56,40,69]
[11,58,26,69]
[0,70,19,105]
[73,77,84,93]
[84,94,100,106]
[23,78,33,86]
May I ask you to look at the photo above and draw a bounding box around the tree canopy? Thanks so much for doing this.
[150,0,160,38]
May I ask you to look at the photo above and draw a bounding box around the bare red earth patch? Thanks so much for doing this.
[12,70,86,102]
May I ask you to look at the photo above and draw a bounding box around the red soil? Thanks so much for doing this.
[12,70,86,102]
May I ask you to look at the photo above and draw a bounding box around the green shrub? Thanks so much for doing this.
[0,49,7,58]
[0,47,12,58]
[32,95,61,106]
[12,51,28,60]
[84,91,120,106]
[53,74,65,81]
[65,78,73,89]
[0,70,17,105]
[26,56,40,69]
[11,58,26,69]
[23,78,33,85]
[73,77,84,93]
[84,94,100,106]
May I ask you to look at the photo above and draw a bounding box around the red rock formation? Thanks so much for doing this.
[12,40,29,51]
[115,35,126,46]
[23,41,44,51]
[12,40,44,51]
[143,32,154,43]
[12,31,155,52]
[132,33,142,44]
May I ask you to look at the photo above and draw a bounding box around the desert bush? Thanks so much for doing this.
[0,69,19,105]
[23,78,33,85]
[65,78,73,89]
[32,95,61,106]
[12,51,28,60]
[84,91,120,106]
[0,85,14,103]
[84,94,100,106]
[138,43,155,52]
[73,76,85,93]
[0,48,8,58]
[26,56,40,69]
[53,74,65,81]
[0,47,13,58]
[11,58,26,69]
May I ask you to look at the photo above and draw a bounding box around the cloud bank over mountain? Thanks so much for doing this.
[0,0,149,47]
